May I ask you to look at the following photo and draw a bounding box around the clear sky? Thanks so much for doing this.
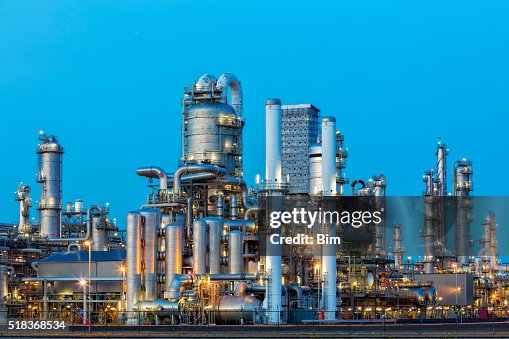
[1,1,508,227]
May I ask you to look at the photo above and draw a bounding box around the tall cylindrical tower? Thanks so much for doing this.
[36,134,64,238]
[265,99,282,183]
[321,117,337,196]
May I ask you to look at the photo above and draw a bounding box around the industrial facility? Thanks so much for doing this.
[0,72,507,327]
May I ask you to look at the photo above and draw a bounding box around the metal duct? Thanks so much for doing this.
[244,207,259,220]
[203,217,223,274]
[134,299,180,316]
[37,134,64,238]
[265,98,282,182]
[216,194,224,217]
[166,274,195,300]
[321,117,337,195]
[165,223,182,299]
[230,195,239,220]
[49,205,102,242]
[141,208,161,301]
[218,177,258,209]
[136,166,168,190]
[126,211,142,324]
[229,231,243,274]
[173,164,227,196]
[193,220,208,274]
[217,73,243,117]
[265,252,282,324]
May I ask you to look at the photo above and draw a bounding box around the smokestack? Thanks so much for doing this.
[265,99,282,183]
[321,117,337,195]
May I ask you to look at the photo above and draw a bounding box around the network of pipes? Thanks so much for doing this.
[1,72,507,327]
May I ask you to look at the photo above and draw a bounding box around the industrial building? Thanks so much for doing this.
[0,72,507,328]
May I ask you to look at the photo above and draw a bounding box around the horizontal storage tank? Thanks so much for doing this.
[214,295,261,324]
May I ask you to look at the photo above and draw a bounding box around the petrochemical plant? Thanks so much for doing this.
[0,73,507,327]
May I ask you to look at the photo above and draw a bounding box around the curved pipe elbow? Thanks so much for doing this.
[173,165,227,196]
[218,177,258,209]
[136,166,168,190]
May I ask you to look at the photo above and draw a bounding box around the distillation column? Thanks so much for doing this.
[453,160,473,265]
[423,170,435,273]
[15,184,32,236]
[36,134,64,238]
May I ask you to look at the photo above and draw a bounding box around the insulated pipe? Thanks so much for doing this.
[136,166,168,190]
[166,274,195,300]
[216,194,224,217]
[265,98,282,182]
[203,217,224,274]
[217,73,243,117]
[165,223,182,299]
[192,220,208,274]
[230,195,239,220]
[218,177,258,208]
[187,197,193,239]
[173,164,227,196]
[49,205,102,242]
[229,231,243,274]
[321,117,337,195]
[140,209,161,302]
[126,211,142,324]
[244,207,259,220]
[91,216,108,251]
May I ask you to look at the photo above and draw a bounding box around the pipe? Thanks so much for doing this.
[67,243,80,252]
[350,180,366,196]
[134,299,180,315]
[229,231,243,274]
[265,98,282,182]
[167,274,195,300]
[187,197,193,239]
[173,164,227,197]
[217,194,224,217]
[203,217,223,274]
[192,220,207,274]
[23,276,125,282]
[165,223,182,299]
[216,73,243,117]
[49,205,103,242]
[244,207,259,220]
[136,166,168,190]
[288,285,303,309]
[218,177,257,209]
[230,195,239,220]
[235,281,248,296]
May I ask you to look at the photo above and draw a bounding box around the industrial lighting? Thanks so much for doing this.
[84,240,92,247]
[79,279,86,286]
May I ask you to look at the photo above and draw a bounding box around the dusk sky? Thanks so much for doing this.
[1,0,508,227]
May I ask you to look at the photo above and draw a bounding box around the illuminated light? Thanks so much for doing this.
[84,240,92,247]
[79,279,86,286]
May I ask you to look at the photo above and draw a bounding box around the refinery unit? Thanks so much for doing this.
[0,72,507,326]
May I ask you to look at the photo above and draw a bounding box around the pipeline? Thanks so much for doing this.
[218,177,257,209]
[173,164,227,197]
[49,205,103,242]
[136,166,168,190]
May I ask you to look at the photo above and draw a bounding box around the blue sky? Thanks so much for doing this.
[1,1,508,226]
